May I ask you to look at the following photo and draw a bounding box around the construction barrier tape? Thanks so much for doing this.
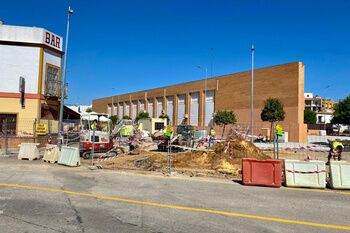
[286,169,326,174]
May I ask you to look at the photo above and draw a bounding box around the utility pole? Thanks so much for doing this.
[58,6,74,148]
[250,45,255,142]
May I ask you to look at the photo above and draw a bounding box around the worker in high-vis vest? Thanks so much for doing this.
[327,141,344,165]
[208,127,216,148]
[90,121,95,130]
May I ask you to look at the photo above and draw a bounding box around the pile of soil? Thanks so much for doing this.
[97,134,270,178]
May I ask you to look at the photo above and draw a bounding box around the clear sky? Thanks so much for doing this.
[1,0,350,104]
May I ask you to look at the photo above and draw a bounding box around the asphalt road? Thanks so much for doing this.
[0,157,349,233]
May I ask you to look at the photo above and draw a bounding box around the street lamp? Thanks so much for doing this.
[250,45,255,142]
[196,65,208,127]
[58,6,74,148]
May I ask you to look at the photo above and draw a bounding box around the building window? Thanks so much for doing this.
[0,114,17,136]
[45,64,61,96]
[155,122,164,131]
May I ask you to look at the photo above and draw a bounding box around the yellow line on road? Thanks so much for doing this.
[283,187,350,195]
[1,183,350,231]
[100,170,350,195]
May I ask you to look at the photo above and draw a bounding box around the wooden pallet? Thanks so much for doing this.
[18,157,38,161]
[43,159,57,164]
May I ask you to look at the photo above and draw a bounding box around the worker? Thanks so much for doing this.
[208,127,216,148]
[181,114,189,125]
[327,140,344,165]
[164,126,173,138]
[90,120,98,131]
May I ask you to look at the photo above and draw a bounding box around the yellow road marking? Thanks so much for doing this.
[1,183,350,231]
[283,187,350,195]
[99,170,350,195]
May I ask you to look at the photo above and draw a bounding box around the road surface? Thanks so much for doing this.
[0,157,349,233]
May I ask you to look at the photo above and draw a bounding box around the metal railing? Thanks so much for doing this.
[45,79,68,99]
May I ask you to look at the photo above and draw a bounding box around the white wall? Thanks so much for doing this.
[304,93,313,98]
[0,25,63,52]
[0,25,44,44]
[0,45,39,94]
[316,113,333,124]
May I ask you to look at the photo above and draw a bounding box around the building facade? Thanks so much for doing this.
[304,93,335,124]
[0,22,63,136]
[93,62,307,142]
[66,105,92,114]
[321,98,335,111]
[304,93,322,112]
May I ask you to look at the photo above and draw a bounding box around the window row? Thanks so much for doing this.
[107,90,215,126]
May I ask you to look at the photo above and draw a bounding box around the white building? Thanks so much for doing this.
[67,105,92,114]
[304,92,322,112]
[0,21,63,135]
[316,111,333,124]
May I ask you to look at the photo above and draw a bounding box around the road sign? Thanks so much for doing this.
[276,124,283,136]
[276,124,283,131]
[36,123,48,135]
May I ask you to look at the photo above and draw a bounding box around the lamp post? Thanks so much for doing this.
[250,45,255,142]
[196,65,208,127]
[58,6,74,148]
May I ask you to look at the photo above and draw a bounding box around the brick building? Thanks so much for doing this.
[93,62,307,142]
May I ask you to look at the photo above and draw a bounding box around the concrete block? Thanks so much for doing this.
[329,161,350,189]
[284,159,326,188]
[43,144,60,163]
[58,146,80,167]
[18,143,40,160]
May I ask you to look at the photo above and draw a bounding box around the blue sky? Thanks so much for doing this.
[1,0,350,104]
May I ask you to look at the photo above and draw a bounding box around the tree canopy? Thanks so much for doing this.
[138,111,150,119]
[261,98,285,123]
[304,109,317,124]
[109,115,118,126]
[214,110,237,137]
[331,95,350,125]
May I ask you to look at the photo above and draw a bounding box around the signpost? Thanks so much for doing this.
[275,124,283,159]
[19,77,25,109]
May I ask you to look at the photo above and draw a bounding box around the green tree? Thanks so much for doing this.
[122,115,131,120]
[304,109,317,124]
[135,111,150,122]
[109,115,118,127]
[261,98,285,140]
[331,95,350,125]
[213,110,237,138]
[138,111,150,119]
[85,107,92,113]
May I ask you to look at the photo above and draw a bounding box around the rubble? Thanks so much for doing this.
[96,133,270,178]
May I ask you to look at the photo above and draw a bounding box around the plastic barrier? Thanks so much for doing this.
[43,145,60,163]
[18,143,40,160]
[284,160,326,188]
[58,146,80,167]
[242,158,282,188]
[193,130,208,139]
[329,161,350,189]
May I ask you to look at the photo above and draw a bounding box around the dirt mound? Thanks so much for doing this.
[214,135,270,160]
[97,134,270,178]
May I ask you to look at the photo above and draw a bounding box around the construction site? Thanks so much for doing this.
[1,2,350,232]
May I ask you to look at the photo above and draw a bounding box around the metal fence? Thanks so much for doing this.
[0,118,81,155]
